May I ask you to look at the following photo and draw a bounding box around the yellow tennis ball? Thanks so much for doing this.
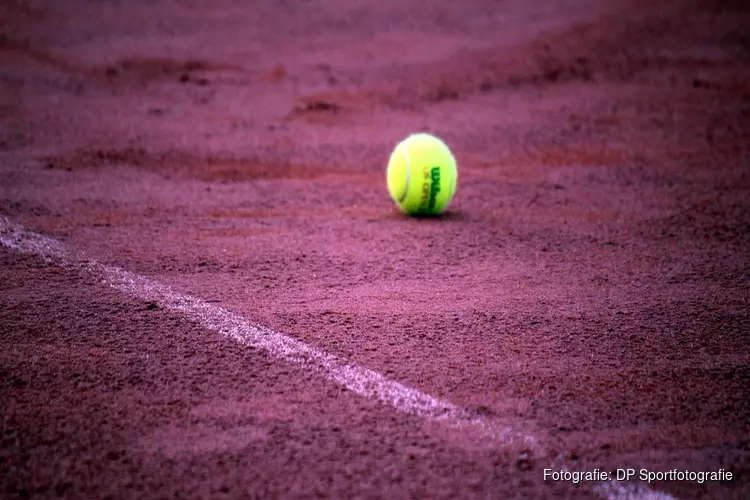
[386,133,458,216]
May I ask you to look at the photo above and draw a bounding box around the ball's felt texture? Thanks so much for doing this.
[386,133,458,215]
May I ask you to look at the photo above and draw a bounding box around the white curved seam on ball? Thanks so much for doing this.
[399,143,411,204]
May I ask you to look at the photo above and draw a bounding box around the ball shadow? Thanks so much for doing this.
[387,209,471,222]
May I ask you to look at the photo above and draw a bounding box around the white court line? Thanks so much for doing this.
[0,216,675,500]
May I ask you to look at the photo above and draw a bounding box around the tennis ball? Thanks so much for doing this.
[386,133,458,215]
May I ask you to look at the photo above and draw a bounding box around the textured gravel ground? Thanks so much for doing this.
[1,0,749,498]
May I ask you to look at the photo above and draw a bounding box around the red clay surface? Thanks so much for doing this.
[1,0,749,498]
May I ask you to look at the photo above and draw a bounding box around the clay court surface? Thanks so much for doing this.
[1,0,749,498]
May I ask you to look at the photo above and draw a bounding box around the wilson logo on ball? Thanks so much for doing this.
[419,166,441,213]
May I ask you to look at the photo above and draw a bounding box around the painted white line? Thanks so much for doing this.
[0,217,528,443]
[594,480,678,500]
[0,216,676,500]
